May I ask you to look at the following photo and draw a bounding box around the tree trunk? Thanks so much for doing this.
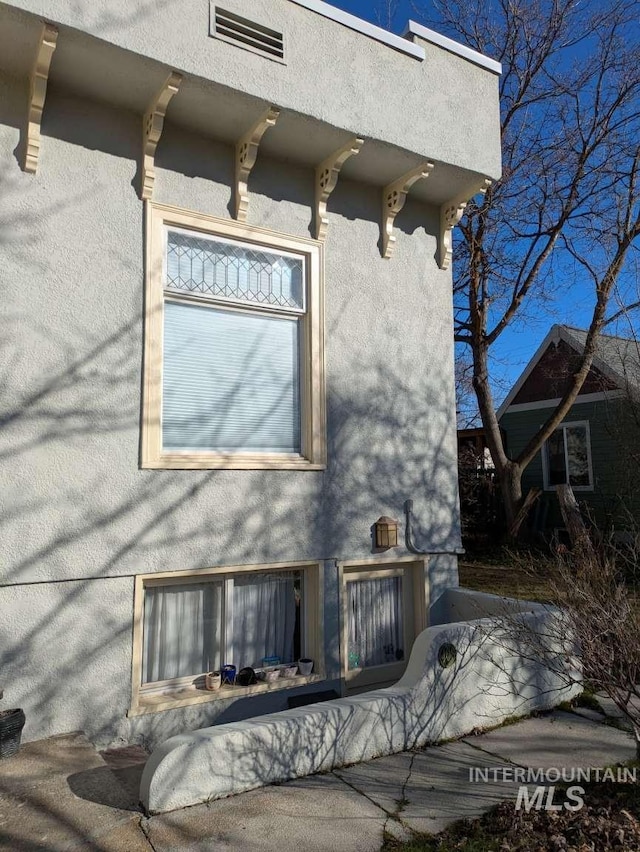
[508,487,541,539]
[557,484,595,558]
[470,333,527,537]
[495,460,524,536]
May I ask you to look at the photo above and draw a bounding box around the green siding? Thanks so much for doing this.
[500,398,640,532]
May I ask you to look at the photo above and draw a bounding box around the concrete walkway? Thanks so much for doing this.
[0,707,635,851]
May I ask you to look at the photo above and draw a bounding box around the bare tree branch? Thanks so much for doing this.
[410,0,640,531]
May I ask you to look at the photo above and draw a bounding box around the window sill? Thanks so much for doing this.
[544,485,594,492]
[141,454,326,471]
[128,673,325,717]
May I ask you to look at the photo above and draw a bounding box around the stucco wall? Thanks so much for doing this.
[0,75,462,745]
[0,568,345,748]
[4,0,501,179]
[141,595,581,813]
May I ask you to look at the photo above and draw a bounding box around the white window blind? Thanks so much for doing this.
[162,301,301,453]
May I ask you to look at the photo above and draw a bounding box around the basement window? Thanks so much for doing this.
[129,561,325,715]
[210,5,285,63]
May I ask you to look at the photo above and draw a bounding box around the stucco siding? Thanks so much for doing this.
[0,75,462,745]
[2,0,501,179]
[0,82,461,587]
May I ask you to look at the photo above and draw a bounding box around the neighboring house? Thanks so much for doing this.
[0,0,501,748]
[457,427,503,471]
[456,427,504,546]
[499,324,640,535]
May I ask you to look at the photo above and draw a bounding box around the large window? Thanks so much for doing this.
[142,571,301,684]
[142,204,325,469]
[543,421,593,490]
[131,562,323,713]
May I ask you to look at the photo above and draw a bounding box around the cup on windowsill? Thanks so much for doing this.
[221,664,236,685]
[298,658,313,676]
[282,665,298,678]
[205,671,221,691]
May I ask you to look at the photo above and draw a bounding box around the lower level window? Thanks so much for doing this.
[543,421,593,490]
[341,560,427,695]
[140,567,308,689]
[347,575,404,670]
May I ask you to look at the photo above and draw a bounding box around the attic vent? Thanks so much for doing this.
[213,7,285,62]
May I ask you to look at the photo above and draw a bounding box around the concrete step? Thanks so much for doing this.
[100,744,149,808]
[0,731,150,851]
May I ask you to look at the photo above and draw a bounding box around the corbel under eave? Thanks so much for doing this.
[381,163,434,259]
[314,137,364,240]
[438,177,492,270]
[141,71,183,201]
[23,23,58,174]
[234,106,280,221]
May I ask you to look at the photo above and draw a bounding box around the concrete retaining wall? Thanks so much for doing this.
[141,590,581,813]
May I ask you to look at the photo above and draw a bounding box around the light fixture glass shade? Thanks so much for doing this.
[374,516,398,549]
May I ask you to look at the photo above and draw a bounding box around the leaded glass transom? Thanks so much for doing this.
[165,230,305,311]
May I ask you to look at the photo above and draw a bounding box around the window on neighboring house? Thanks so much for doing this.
[543,421,593,490]
[142,204,325,469]
[131,562,323,710]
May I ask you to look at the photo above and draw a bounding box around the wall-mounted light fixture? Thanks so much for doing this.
[374,516,398,549]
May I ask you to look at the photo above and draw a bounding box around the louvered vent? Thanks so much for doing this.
[213,7,285,62]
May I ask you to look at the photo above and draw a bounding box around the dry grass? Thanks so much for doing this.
[459,552,640,615]
[383,776,640,851]
[458,556,555,603]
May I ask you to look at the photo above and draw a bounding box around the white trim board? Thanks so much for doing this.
[502,390,624,415]
[287,0,424,59]
[402,21,502,74]
[286,3,502,71]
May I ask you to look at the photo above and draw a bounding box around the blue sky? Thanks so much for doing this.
[325,0,609,406]
[326,0,418,32]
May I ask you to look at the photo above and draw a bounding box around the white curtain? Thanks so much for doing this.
[347,576,404,670]
[230,572,298,668]
[142,582,222,683]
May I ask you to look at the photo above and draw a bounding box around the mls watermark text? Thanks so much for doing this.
[469,766,636,812]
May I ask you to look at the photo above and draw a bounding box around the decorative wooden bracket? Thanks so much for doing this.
[438,178,491,270]
[314,137,363,240]
[381,163,434,258]
[141,71,182,201]
[234,106,280,221]
[23,23,58,174]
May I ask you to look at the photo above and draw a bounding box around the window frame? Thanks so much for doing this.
[142,202,326,470]
[337,557,429,695]
[542,419,594,491]
[129,560,325,716]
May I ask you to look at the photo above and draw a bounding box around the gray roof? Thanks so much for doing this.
[561,325,640,391]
